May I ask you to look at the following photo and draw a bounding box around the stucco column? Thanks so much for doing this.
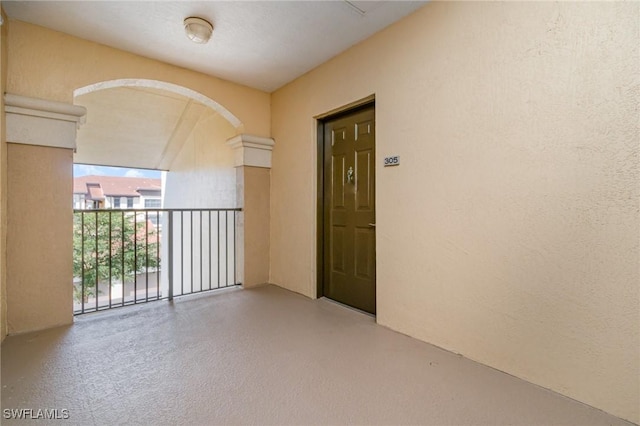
[227,134,274,288]
[4,94,86,333]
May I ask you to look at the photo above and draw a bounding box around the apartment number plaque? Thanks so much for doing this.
[383,155,400,167]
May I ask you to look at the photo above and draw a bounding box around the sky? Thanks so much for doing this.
[74,164,161,179]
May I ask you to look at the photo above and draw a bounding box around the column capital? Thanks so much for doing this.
[226,133,275,168]
[4,93,87,150]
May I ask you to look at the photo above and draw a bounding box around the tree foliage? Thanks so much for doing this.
[73,211,160,303]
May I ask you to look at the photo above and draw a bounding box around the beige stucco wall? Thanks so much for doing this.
[7,144,73,333]
[238,166,270,287]
[0,10,8,342]
[164,108,237,209]
[270,2,639,423]
[6,20,270,138]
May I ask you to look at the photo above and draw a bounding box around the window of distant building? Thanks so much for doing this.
[127,197,134,208]
[113,197,120,208]
[145,199,161,208]
[73,194,85,209]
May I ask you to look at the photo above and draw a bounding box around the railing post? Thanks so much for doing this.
[168,211,174,301]
[81,211,85,314]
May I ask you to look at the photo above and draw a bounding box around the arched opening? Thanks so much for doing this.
[73,79,242,171]
[71,80,242,313]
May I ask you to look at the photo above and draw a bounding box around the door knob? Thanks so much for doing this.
[368,223,376,228]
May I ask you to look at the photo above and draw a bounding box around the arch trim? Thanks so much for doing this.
[73,79,243,129]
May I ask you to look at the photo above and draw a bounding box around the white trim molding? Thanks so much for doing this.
[5,93,87,150]
[226,134,275,168]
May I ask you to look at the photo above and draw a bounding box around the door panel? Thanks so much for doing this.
[331,226,346,274]
[332,155,346,208]
[323,106,375,314]
[354,229,374,279]
[355,150,372,210]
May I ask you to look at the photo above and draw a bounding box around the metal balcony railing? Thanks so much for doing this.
[73,208,241,315]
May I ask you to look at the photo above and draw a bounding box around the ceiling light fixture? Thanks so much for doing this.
[184,17,213,44]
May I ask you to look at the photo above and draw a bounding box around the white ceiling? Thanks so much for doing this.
[74,86,218,170]
[3,0,427,92]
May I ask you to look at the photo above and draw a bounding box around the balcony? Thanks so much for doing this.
[73,208,240,315]
[0,285,632,425]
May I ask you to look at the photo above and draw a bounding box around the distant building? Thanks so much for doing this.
[73,175,162,210]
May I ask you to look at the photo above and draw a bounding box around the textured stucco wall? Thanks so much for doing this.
[270,2,639,423]
[238,166,271,287]
[7,144,74,334]
[6,20,270,138]
[163,109,237,209]
[0,10,8,342]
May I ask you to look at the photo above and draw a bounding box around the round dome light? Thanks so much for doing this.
[184,17,213,44]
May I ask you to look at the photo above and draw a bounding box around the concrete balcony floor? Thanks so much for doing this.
[1,285,633,425]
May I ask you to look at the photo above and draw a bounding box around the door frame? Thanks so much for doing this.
[315,95,376,299]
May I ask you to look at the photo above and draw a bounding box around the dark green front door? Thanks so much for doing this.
[323,106,376,314]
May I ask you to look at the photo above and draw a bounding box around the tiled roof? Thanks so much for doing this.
[74,175,161,197]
